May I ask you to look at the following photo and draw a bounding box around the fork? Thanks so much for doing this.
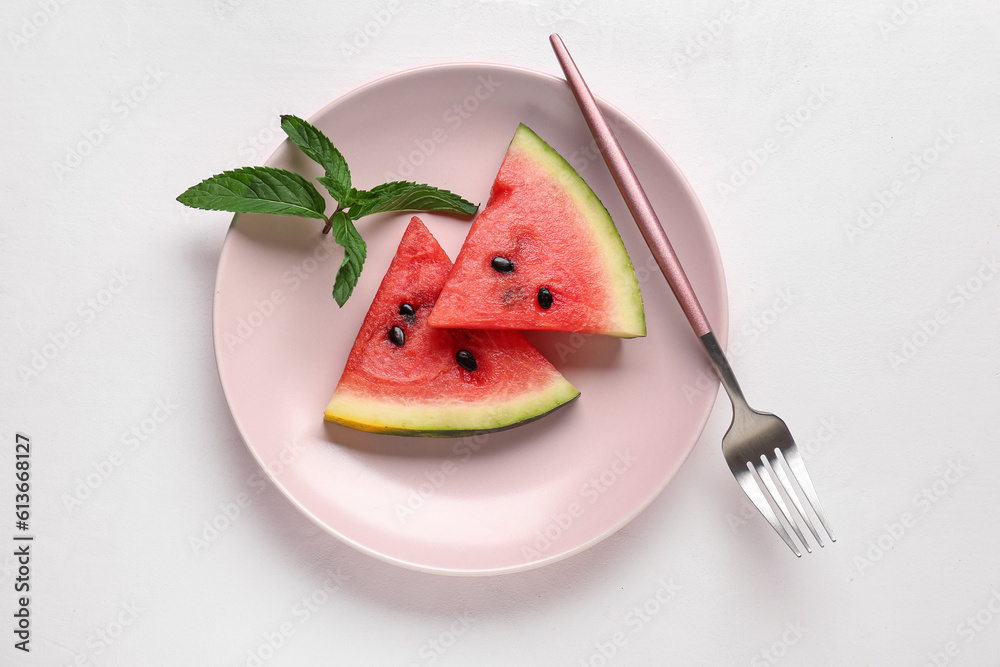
[550,34,835,556]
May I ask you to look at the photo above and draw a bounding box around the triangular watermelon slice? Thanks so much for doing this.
[427,124,646,338]
[324,217,580,436]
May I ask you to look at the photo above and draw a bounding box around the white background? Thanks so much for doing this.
[3,0,999,665]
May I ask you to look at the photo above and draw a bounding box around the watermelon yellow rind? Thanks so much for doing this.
[428,123,646,338]
[324,373,580,437]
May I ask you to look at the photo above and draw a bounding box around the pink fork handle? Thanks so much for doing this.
[550,33,713,338]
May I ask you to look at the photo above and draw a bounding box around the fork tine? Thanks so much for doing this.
[754,458,811,554]
[732,462,801,557]
[779,445,836,542]
[767,450,823,548]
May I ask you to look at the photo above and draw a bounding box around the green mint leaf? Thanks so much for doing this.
[329,210,367,307]
[177,166,326,219]
[317,175,355,206]
[279,115,352,203]
[347,181,478,220]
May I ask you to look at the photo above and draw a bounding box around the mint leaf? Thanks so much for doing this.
[317,174,355,206]
[348,181,478,219]
[328,210,367,307]
[280,115,352,204]
[177,167,326,219]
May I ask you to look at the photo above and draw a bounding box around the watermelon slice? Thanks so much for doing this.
[427,124,646,338]
[324,217,580,436]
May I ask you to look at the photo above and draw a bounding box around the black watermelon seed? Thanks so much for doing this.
[491,256,515,273]
[456,349,478,372]
[388,326,405,347]
[398,303,416,319]
[537,286,553,310]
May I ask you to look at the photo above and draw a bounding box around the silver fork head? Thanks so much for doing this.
[723,409,835,556]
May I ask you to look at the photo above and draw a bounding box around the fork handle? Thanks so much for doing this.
[550,34,712,338]
[700,332,750,412]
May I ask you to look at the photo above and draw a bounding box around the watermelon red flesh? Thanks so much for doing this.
[427,124,646,338]
[324,217,579,436]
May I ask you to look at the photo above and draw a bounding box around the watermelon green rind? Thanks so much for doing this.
[428,124,646,338]
[324,374,580,436]
[511,124,646,337]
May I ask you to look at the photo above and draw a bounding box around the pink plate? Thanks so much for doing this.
[213,63,727,575]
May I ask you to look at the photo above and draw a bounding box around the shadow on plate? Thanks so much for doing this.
[524,330,623,370]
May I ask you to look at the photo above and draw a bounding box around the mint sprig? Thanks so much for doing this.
[177,115,478,306]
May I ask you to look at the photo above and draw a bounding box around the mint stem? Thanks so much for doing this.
[322,207,345,234]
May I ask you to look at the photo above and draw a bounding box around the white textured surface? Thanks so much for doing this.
[2,1,999,665]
